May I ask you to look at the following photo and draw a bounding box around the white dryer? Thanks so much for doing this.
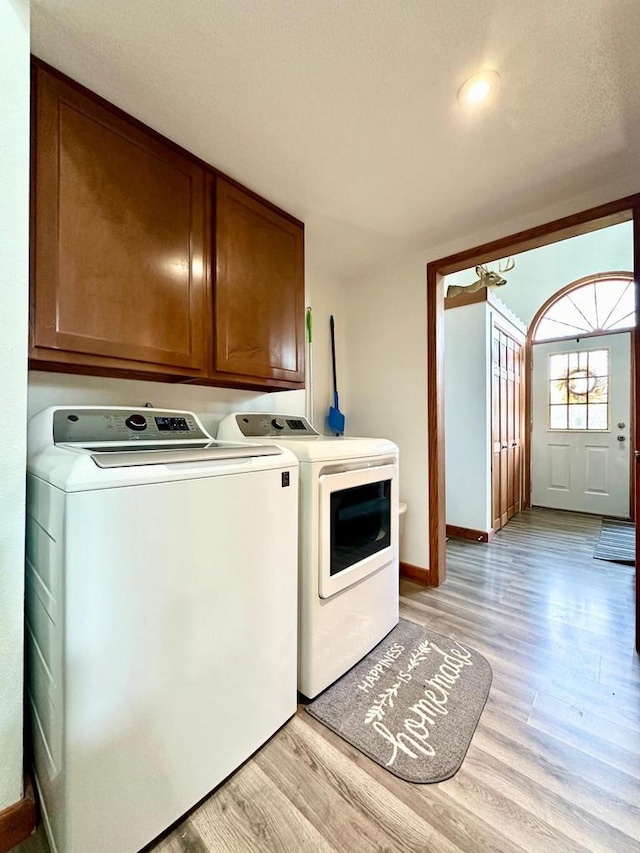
[217,413,399,698]
[26,406,299,853]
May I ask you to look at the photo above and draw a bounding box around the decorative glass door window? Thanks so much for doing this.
[548,348,609,430]
[533,276,634,342]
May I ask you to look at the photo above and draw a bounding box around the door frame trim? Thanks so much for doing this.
[426,192,640,590]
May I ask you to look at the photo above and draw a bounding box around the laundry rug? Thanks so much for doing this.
[593,518,635,565]
[306,619,492,783]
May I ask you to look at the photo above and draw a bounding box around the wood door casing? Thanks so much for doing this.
[427,194,639,654]
[214,178,304,384]
[492,321,524,532]
[634,206,640,653]
[31,65,207,376]
[513,343,523,516]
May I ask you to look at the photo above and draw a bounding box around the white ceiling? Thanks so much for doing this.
[30,0,640,279]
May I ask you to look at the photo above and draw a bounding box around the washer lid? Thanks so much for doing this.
[86,443,282,468]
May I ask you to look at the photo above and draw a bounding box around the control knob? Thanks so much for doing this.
[125,413,147,431]
[271,418,286,431]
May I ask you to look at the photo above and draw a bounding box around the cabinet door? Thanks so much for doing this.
[214,178,304,384]
[31,65,207,376]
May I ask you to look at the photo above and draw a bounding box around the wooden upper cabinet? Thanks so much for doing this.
[30,61,305,391]
[31,63,207,377]
[214,178,305,384]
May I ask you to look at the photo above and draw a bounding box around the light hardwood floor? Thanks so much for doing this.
[18,508,640,853]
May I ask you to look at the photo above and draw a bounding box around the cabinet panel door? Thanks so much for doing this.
[491,322,524,530]
[499,334,509,527]
[32,67,206,374]
[215,179,304,383]
[491,332,502,531]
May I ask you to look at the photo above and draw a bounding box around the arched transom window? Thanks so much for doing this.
[532,273,635,343]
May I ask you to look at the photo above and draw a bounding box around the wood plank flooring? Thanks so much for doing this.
[18,508,640,853]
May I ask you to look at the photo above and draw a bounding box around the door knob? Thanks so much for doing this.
[618,422,626,429]
[617,435,626,442]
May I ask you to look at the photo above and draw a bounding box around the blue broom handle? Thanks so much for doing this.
[330,315,338,400]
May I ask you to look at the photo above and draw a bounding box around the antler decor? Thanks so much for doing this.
[447,257,515,299]
[498,257,515,273]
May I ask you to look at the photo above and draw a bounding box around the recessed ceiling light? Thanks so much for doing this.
[457,70,501,107]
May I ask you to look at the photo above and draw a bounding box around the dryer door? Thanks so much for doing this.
[318,463,398,599]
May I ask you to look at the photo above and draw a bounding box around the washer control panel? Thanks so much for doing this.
[233,414,319,437]
[53,408,208,443]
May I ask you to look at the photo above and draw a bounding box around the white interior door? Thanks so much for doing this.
[531,333,631,517]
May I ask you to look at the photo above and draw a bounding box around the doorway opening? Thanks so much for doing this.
[425,193,640,650]
[443,249,634,538]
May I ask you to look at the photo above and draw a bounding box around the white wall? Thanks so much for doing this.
[345,251,429,567]
[298,243,349,435]
[444,303,491,531]
[0,0,30,811]
[445,220,633,324]
[28,372,288,429]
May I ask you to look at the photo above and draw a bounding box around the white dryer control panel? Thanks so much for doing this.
[231,413,320,437]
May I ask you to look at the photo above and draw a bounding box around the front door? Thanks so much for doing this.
[531,333,631,516]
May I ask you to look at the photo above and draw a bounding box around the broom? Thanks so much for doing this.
[328,315,345,436]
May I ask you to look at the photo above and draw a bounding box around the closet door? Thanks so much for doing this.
[492,323,524,531]
[499,331,509,526]
[491,332,502,531]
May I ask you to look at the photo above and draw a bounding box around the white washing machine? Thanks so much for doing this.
[26,406,299,853]
[217,413,399,698]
